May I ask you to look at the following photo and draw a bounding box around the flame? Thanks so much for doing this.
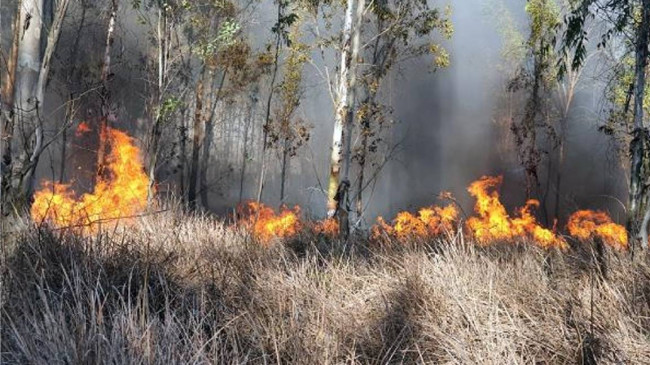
[31,128,150,231]
[239,202,301,243]
[465,176,566,249]
[313,217,339,237]
[567,210,628,250]
[371,204,458,243]
[75,121,91,137]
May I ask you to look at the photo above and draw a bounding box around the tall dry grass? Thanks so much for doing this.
[1,208,649,364]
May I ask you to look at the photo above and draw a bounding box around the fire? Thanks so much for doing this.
[313,217,339,237]
[567,210,628,250]
[465,176,567,249]
[31,127,150,231]
[371,204,458,243]
[75,121,91,137]
[239,202,301,243]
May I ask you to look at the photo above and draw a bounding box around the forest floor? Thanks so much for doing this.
[1,207,649,364]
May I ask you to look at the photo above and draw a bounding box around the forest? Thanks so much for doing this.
[0,0,649,363]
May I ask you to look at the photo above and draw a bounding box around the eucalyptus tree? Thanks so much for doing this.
[563,0,650,248]
[352,0,453,224]
[1,0,70,207]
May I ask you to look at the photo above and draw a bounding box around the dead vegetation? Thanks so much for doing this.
[1,209,649,364]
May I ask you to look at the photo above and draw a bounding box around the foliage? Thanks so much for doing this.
[354,0,453,179]
[561,0,633,75]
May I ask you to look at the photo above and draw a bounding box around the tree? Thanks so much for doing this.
[326,0,358,220]
[2,0,70,205]
[563,0,650,248]
[183,0,241,209]
[511,0,561,199]
[256,0,298,204]
[352,0,452,224]
[270,17,310,203]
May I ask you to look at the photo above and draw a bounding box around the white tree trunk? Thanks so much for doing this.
[326,0,356,216]
[342,0,365,184]
[13,0,43,200]
[23,0,70,199]
[1,0,22,207]
[14,0,43,114]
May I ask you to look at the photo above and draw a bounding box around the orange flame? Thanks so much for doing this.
[75,121,91,137]
[239,202,301,243]
[464,176,566,249]
[31,128,150,231]
[567,210,628,250]
[313,217,340,238]
[371,204,458,243]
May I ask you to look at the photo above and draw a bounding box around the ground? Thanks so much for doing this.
[1,208,649,364]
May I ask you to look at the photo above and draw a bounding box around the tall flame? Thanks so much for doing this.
[239,202,301,244]
[465,176,567,249]
[567,210,628,250]
[31,127,150,231]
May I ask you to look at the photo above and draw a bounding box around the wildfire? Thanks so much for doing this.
[371,204,458,243]
[313,217,340,237]
[239,202,301,243]
[465,176,567,249]
[31,127,150,231]
[567,210,628,250]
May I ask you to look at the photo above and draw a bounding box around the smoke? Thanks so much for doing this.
[21,0,626,225]
[364,0,626,224]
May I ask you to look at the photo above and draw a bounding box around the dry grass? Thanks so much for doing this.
[1,208,649,364]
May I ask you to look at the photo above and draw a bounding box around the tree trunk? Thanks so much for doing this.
[97,0,118,179]
[188,68,206,210]
[327,0,356,216]
[21,0,70,200]
[256,4,283,204]
[13,0,44,201]
[239,92,257,204]
[0,0,21,207]
[280,138,289,203]
[342,0,364,182]
[355,95,373,219]
[59,97,75,183]
[146,6,167,206]
[629,0,650,249]
[178,106,188,202]
[200,69,227,208]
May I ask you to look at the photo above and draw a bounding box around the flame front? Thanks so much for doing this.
[465,176,566,249]
[567,210,628,250]
[31,128,150,231]
[371,204,458,243]
[314,217,339,237]
[240,202,301,243]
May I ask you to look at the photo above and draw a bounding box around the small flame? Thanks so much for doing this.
[31,128,150,231]
[239,202,301,244]
[371,204,458,243]
[313,217,339,237]
[464,176,567,249]
[75,121,91,137]
[567,210,628,250]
